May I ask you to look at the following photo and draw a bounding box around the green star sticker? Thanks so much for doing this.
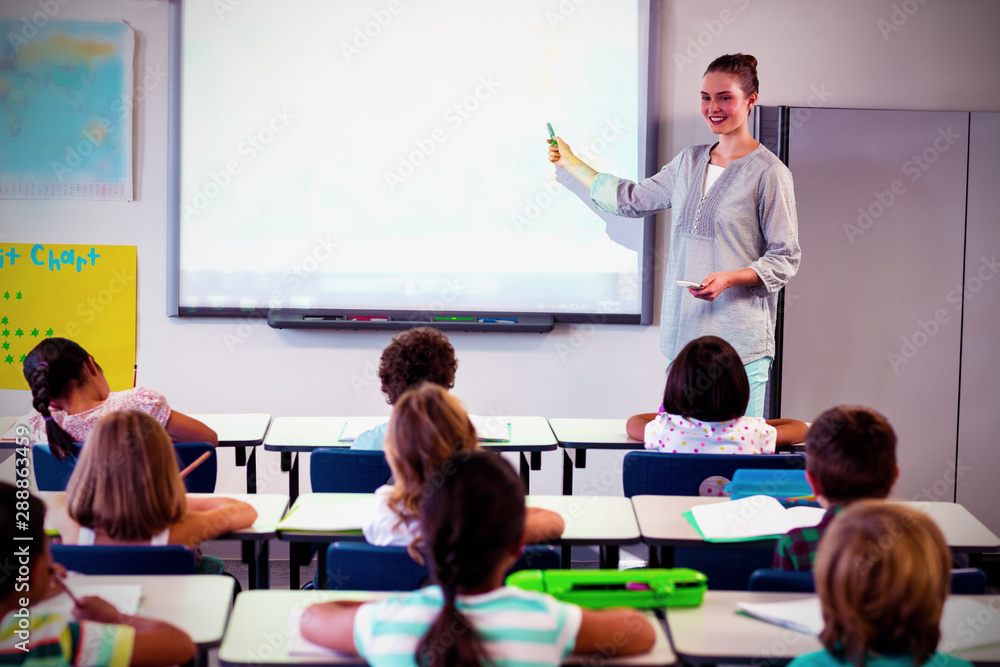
[1,342,8,350]
[14,328,24,338]
[3,355,12,365]
[45,328,54,337]
[2,292,8,300]
[30,328,39,337]
[1,328,8,337]
[15,291,22,300]
[0,316,7,325]
[18,354,25,363]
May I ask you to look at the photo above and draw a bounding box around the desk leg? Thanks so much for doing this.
[317,545,327,590]
[562,545,572,568]
[519,453,530,493]
[281,451,292,472]
[255,539,270,590]
[243,541,256,588]
[289,543,304,590]
[647,544,660,568]
[659,546,675,568]
[562,450,574,496]
[600,545,619,569]
[289,452,300,503]
[236,447,246,467]
[246,447,257,494]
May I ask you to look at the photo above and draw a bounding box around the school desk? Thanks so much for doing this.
[218,590,677,667]
[663,591,1000,666]
[277,493,642,588]
[264,416,557,502]
[631,495,1000,567]
[548,418,644,495]
[58,573,234,667]
[188,413,272,493]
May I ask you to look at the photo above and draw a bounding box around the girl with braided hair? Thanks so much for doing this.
[22,337,216,460]
[301,449,655,666]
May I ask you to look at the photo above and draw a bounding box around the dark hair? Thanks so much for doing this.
[0,482,47,598]
[704,53,759,99]
[805,406,897,505]
[379,327,458,405]
[815,501,949,667]
[662,335,749,422]
[22,337,95,460]
[416,450,525,667]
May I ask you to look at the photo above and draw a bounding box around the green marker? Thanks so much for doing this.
[433,316,474,322]
[547,122,557,147]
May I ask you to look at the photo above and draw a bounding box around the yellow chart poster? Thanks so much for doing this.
[0,243,136,391]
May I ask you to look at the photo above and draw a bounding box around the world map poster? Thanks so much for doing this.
[0,20,134,200]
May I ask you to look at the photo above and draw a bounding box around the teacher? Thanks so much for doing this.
[549,53,800,417]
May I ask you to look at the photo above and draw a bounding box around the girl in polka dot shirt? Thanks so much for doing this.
[23,337,217,460]
[626,336,807,454]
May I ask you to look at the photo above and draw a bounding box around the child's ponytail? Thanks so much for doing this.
[23,338,91,460]
[415,450,526,667]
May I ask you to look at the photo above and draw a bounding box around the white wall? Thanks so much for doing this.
[2,0,998,500]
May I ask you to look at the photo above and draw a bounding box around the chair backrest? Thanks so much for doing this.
[321,543,561,591]
[622,451,806,497]
[31,445,77,491]
[174,442,217,493]
[311,449,392,493]
[748,567,988,595]
[32,442,216,492]
[52,544,196,575]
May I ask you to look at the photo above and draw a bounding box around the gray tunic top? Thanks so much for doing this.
[591,143,800,363]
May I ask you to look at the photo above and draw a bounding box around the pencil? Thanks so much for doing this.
[179,451,212,479]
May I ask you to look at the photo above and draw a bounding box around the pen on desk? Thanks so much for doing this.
[179,451,212,479]
[132,364,137,388]
[547,122,557,147]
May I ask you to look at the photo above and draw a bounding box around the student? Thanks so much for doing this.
[23,337,217,460]
[787,501,970,667]
[301,450,655,666]
[773,405,898,571]
[47,410,256,574]
[626,336,807,452]
[363,383,564,548]
[0,482,196,667]
[352,327,458,450]
[551,53,800,418]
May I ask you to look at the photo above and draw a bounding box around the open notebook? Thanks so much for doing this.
[685,495,826,542]
[337,415,510,443]
[277,497,378,532]
[30,584,142,618]
[738,596,1000,653]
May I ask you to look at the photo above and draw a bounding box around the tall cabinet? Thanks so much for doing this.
[757,107,997,532]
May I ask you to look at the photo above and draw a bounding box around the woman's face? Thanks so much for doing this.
[700,72,756,136]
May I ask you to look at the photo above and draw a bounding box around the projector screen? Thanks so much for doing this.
[168,0,656,324]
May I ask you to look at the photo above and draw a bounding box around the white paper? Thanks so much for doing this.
[738,596,1000,653]
[277,498,378,532]
[31,584,142,617]
[339,418,388,442]
[469,415,510,442]
[691,496,826,540]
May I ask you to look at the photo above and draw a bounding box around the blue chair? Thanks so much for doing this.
[748,568,988,595]
[320,543,561,591]
[310,449,392,493]
[52,545,196,575]
[624,451,806,590]
[31,442,216,493]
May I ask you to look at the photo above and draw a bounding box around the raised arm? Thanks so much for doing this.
[165,411,218,446]
[574,607,656,657]
[300,601,364,655]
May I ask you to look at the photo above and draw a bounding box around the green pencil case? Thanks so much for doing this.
[505,568,707,609]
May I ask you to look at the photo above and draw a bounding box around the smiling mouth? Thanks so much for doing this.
[709,116,727,123]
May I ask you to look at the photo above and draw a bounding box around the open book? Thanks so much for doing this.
[276,497,378,533]
[738,596,1000,653]
[685,495,827,542]
[31,584,142,617]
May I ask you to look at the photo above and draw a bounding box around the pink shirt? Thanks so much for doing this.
[29,386,172,444]
[644,413,776,455]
